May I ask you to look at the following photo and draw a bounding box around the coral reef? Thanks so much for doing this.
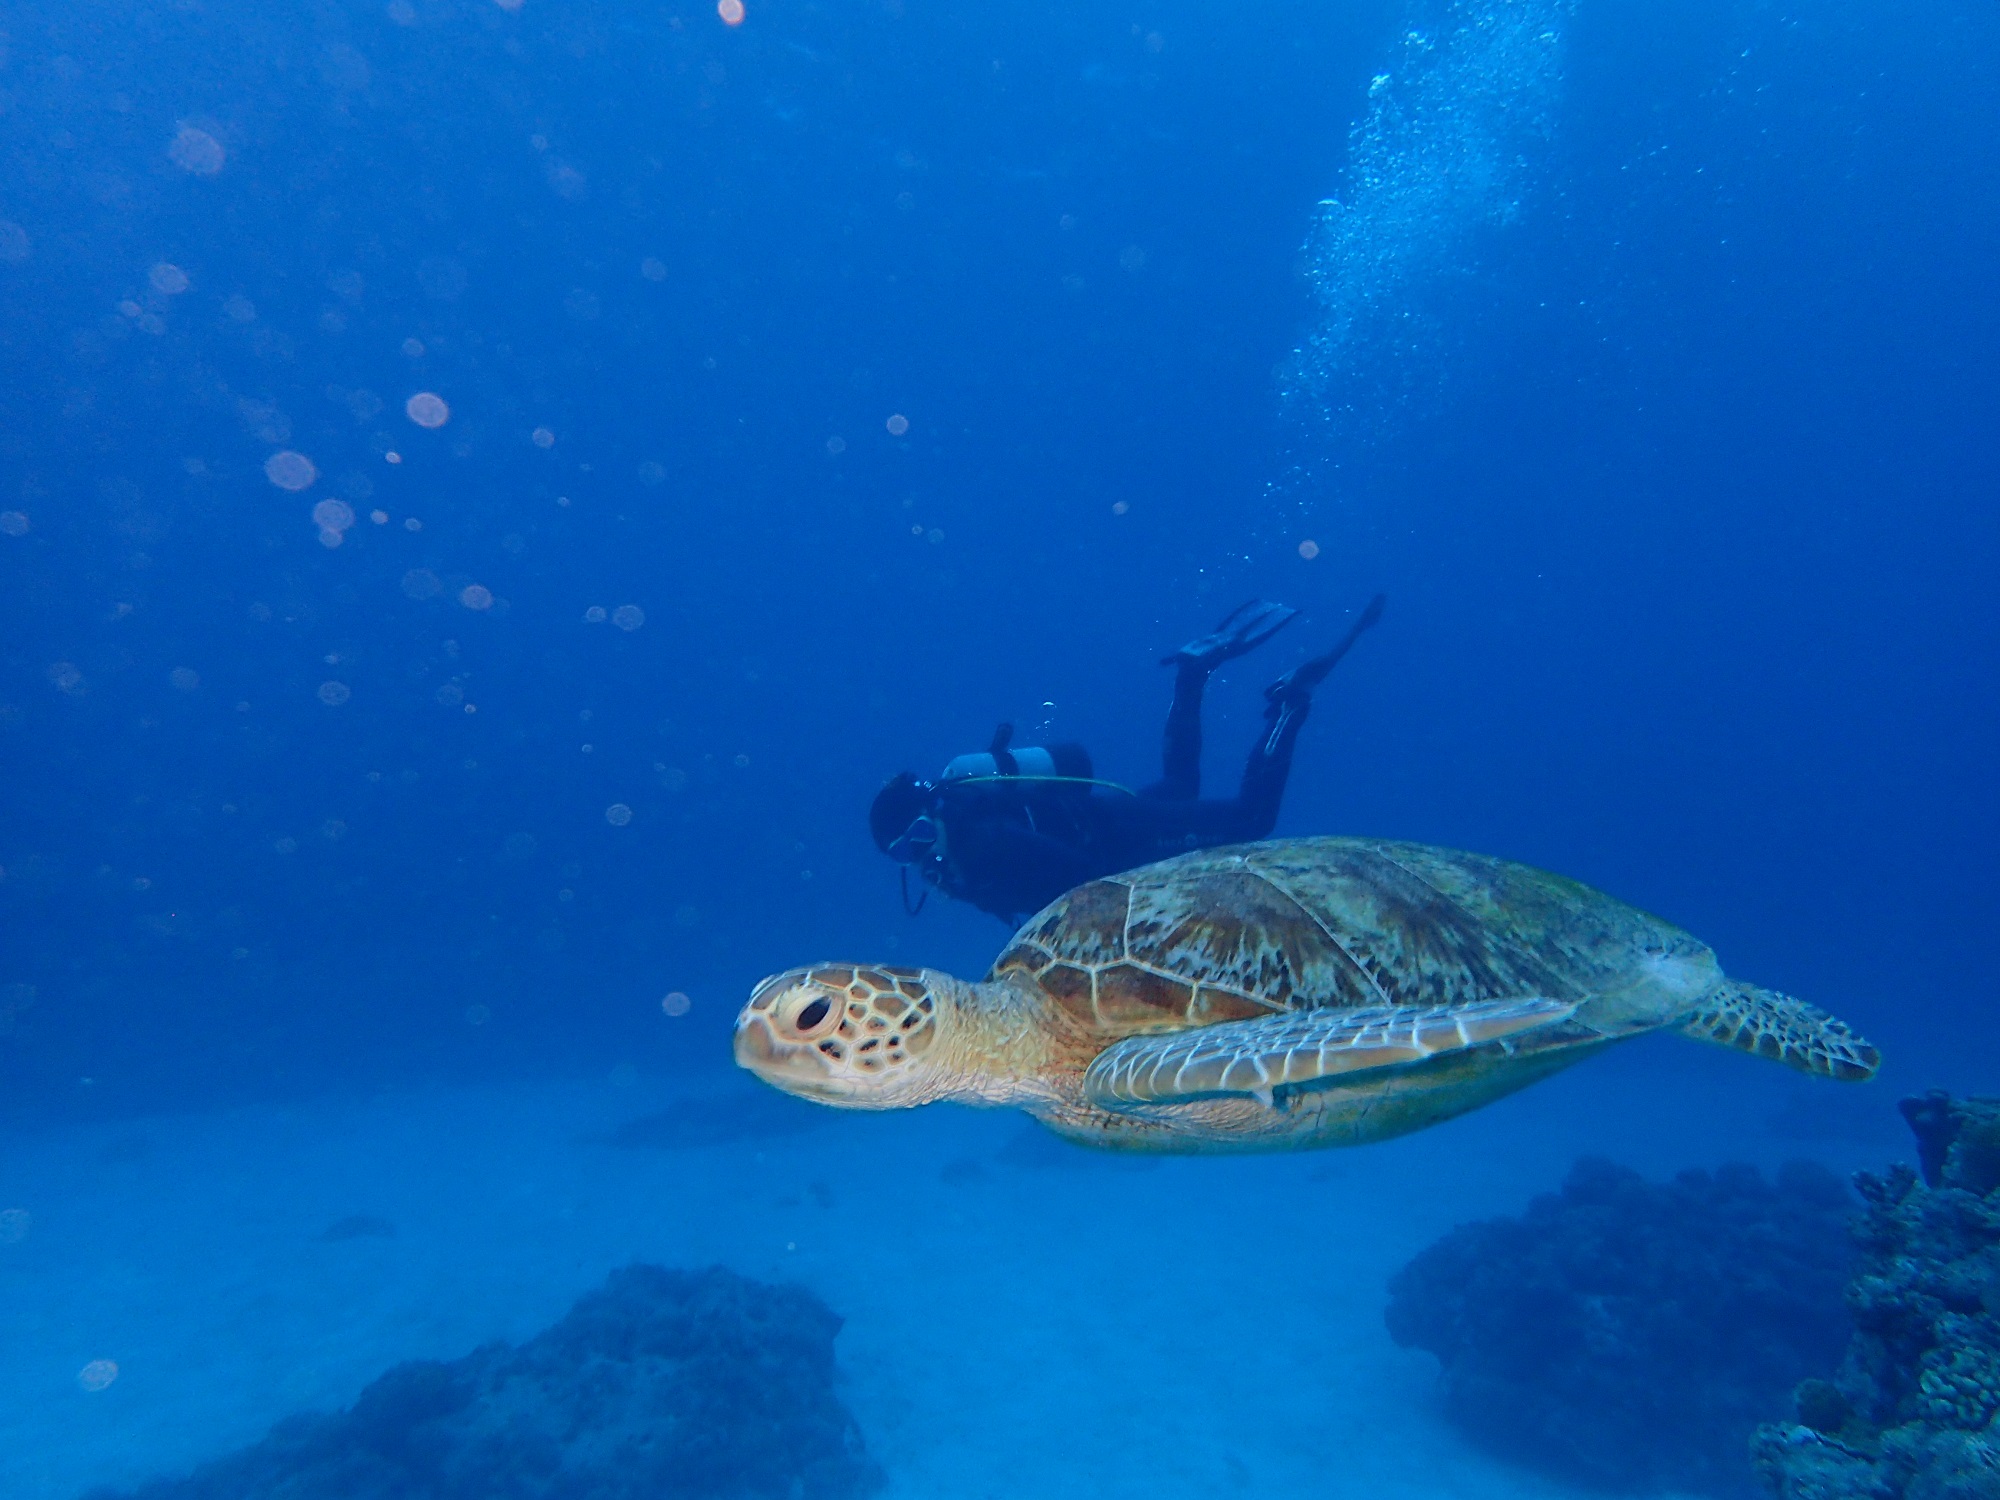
[1755,1092,2000,1500]
[1387,1156,1855,1494]
[93,1264,880,1500]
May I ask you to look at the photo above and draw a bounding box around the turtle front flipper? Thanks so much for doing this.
[1083,998,1576,1108]
[1677,983,1880,1082]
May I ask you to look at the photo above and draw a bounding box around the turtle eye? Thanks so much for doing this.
[794,995,832,1032]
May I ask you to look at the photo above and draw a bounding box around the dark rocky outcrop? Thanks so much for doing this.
[91,1264,880,1500]
[1755,1093,2000,1500]
[1387,1156,1855,1494]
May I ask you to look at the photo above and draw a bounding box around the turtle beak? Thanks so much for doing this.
[732,1008,842,1098]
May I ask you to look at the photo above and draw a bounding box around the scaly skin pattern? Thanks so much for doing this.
[734,964,1082,1111]
[734,837,1877,1153]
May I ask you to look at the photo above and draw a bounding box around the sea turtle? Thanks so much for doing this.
[733,837,1878,1151]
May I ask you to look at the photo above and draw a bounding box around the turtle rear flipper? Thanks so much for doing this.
[1678,983,1880,1082]
[1083,997,1575,1108]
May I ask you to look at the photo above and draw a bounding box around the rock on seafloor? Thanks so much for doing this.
[1755,1092,2000,1500]
[87,1263,882,1500]
[1387,1155,1855,1495]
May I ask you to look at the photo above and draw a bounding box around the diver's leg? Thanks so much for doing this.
[1096,781,1284,870]
[1147,600,1301,801]
[1229,695,1310,838]
[1149,662,1207,801]
[1226,594,1385,837]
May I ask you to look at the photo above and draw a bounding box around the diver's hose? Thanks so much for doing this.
[949,773,1137,796]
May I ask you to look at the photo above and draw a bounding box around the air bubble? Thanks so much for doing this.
[605,803,633,826]
[149,263,190,296]
[318,681,352,706]
[77,1361,119,1393]
[168,125,225,175]
[312,499,356,533]
[405,392,449,428]
[1283,0,1570,444]
[885,413,909,436]
[264,451,318,492]
[612,605,644,631]
[662,991,692,1017]
[459,584,493,611]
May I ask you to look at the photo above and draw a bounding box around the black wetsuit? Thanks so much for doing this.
[924,663,1315,923]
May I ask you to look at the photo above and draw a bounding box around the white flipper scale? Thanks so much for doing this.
[1082,997,1577,1109]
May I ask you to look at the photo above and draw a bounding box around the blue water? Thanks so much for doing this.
[0,0,1995,1493]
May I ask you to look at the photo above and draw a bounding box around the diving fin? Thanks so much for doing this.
[1164,599,1300,671]
[1266,593,1386,704]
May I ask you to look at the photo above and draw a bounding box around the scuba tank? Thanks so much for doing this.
[941,745,1057,782]
[939,722,1092,792]
[891,723,1102,917]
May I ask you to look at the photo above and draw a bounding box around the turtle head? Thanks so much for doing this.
[734,964,960,1108]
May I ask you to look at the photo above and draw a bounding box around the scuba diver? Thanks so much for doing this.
[869,594,1385,923]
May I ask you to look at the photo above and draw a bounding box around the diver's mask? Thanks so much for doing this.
[903,733,1058,861]
[887,810,944,866]
[887,726,1050,865]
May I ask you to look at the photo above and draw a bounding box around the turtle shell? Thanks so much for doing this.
[989,836,1699,1040]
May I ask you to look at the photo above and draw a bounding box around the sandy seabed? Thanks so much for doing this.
[0,1035,1905,1500]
